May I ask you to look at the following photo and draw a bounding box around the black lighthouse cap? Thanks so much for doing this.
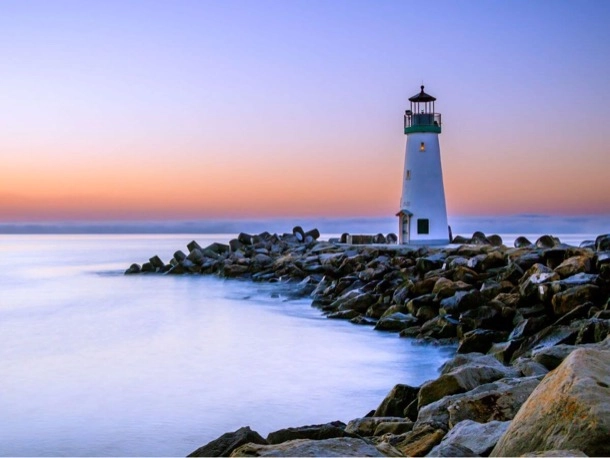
[409,85,436,102]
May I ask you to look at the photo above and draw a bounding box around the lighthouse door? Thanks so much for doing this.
[402,215,410,244]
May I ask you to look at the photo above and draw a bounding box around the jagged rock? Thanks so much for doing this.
[575,317,610,344]
[266,421,355,444]
[374,384,420,417]
[231,437,385,457]
[491,347,610,457]
[188,426,267,457]
[513,358,550,377]
[511,325,578,362]
[428,420,510,457]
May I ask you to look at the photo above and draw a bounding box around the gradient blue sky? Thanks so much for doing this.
[1,0,609,223]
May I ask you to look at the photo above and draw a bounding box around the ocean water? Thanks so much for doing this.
[0,234,456,457]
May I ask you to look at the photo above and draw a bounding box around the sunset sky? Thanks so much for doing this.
[1,0,609,223]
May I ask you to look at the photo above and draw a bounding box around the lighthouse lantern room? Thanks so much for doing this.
[397,85,450,244]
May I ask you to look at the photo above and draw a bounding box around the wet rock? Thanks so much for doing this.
[231,437,385,457]
[374,312,419,332]
[332,290,378,314]
[488,234,503,247]
[439,290,483,316]
[429,420,510,457]
[188,426,267,457]
[491,347,610,457]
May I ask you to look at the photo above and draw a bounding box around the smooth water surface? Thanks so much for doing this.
[0,235,455,456]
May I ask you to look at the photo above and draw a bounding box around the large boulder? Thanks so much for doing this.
[230,437,385,457]
[491,347,610,457]
[393,423,447,457]
[374,312,419,332]
[553,255,591,278]
[344,416,406,437]
[188,426,267,457]
[427,420,510,457]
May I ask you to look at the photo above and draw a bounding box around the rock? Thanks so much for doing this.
[292,226,305,242]
[394,423,447,457]
[149,255,165,270]
[551,284,600,316]
[457,329,505,354]
[554,255,591,278]
[231,437,385,457]
[514,236,533,248]
[387,233,398,244]
[439,290,483,316]
[426,443,477,457]
[491,347,610,457]
[331,290,378,314]
[304,228,320,240]
[488,234,503,247]
[124,263,141,274]
[418,364,510,408]
[266,421,355,444]
[188,426,267,457]
[519,264,560,298]
[374,384,420,417]
[595,233,610,251]
[519,450,588,457]
[374,312,419,332]
[532,344,580,370]
[345,416,407,436]
[447,376,541,426]
[373,420,414,436]
[428,420,510,457]
[536,235,558,249]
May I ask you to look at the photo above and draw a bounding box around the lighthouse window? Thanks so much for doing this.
[406,170,411,180]
[420,142,426,152]
[417,219,429,234]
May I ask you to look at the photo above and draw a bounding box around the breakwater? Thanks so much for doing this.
[127,229,610,456]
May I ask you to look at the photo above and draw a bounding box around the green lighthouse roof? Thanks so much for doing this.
[409,85,436,102]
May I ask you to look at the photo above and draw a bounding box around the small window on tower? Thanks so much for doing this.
[420,142,426,152]
[417,219,429,234]
[406,170,411,180]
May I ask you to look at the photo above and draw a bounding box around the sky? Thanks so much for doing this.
[1,0,610,227]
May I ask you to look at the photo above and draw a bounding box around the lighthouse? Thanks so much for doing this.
[397,86,450,244]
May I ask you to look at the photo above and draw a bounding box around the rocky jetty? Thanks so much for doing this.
[126,230,610,456]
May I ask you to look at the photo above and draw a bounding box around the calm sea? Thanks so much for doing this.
[0,234,460,457]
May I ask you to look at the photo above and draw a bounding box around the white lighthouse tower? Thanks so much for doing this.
[397,85,450,244]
